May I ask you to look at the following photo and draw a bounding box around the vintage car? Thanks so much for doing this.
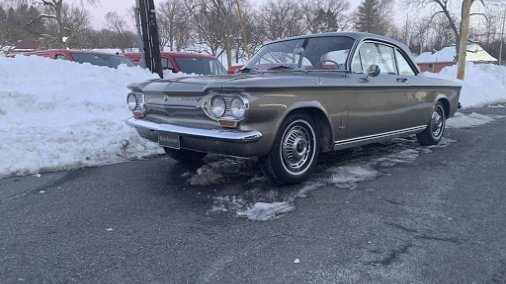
[126,32,461,185]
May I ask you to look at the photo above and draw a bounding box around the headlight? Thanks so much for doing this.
[230,97,246,119]
[127,92,146,118]
[127,93,137,111]
[210,96,226,118]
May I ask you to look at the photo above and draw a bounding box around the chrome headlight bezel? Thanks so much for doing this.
[127,92,146,117]
[127,93,138,111]
[202,92,250,123]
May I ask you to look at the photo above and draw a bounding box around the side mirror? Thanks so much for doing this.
[367,64,380,77]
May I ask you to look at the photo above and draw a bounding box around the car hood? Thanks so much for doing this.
[131,72,345,95]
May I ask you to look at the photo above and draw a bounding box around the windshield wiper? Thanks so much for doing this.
[266,65,297,71]
[238,67,257,73]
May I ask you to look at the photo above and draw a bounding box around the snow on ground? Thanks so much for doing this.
[0,56,181,178]
[426,63,506,108]
[446,112,505,128]
[204,137,459,221]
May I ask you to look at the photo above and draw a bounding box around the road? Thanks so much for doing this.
[1,106,506,283]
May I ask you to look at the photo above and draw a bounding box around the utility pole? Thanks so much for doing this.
[499,4,506,66]
[136,0,163,78]
[235,0,251,59]
[134,0,145,68]
[457,0,472,80]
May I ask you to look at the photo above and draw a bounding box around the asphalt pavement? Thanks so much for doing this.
[1,106,506,283]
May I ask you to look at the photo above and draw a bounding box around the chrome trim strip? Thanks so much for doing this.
[126,117,262,143]
[334,125,426,147]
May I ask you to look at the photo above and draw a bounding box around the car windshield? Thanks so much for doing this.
[173,57,227,75]
[244,36,355,72]
[71,53,135,69]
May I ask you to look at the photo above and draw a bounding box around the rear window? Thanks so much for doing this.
[71,53,134,69]
[173,57,226,75]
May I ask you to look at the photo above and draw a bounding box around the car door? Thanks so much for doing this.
[392,48,432,128]
[345,41,412,139]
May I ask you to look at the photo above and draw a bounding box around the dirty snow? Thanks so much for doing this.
[0,56,192,178]
[208,137,458,221]
[446,112,504,128]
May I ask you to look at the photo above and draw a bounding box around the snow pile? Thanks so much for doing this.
[426,63,506,108]
[446,112,504,128]
[0,56,173,178]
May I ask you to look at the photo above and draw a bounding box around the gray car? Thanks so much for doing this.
[126,32,461,185]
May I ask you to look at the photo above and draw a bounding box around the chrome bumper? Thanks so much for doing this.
[126,117,262,143]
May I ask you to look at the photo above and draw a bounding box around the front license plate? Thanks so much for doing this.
[158,131,180,149]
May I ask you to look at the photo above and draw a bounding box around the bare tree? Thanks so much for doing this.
[260,0,304,40]
[157,0,192,51]
[407,0,486,60]
[105,11,135,52]
[40,3,92,49]
[302,0,351,33]
[36,0,99,48]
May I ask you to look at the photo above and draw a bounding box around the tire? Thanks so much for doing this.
[260,113,319,185]
[417,101,446,146]
[164,148,207,164]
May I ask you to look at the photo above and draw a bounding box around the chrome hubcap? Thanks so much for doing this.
[431,106,444,138]
[281,122,314,173]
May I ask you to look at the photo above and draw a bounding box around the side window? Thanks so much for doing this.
[55,54,67,60]
[161,57,174,70]
[395,49,416,76]
[352,42,397,75]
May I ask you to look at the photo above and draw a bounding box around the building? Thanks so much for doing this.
[416,43,497,73]
[1,40,39,56]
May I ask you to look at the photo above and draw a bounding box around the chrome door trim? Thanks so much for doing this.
[333,125,426,150]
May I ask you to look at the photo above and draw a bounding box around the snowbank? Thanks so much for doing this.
[0,56,172,178]
[1,56,505,180]
[426,63,506,108]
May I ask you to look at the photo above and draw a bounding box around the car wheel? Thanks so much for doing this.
[417,101,446,146]
[261,113,319,185]
[164,148,207,164]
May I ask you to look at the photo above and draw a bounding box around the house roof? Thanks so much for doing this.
[416,44,497,64]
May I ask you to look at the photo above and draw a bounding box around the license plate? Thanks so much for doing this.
[158,131,180,149]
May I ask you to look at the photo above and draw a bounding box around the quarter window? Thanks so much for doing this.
[55,54,67,60]
[395,49,416,75]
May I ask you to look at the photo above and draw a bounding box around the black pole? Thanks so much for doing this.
[138,0,163,78]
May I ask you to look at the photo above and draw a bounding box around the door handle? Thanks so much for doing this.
[397,77,408,83]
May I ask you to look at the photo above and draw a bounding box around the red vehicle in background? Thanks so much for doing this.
[227,65,243,74]
[12,49,134,69]
[123,52,227,76]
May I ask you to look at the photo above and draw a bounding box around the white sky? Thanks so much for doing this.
[72,0,365,30]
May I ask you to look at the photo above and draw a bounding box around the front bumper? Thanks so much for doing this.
[126,117,266,157]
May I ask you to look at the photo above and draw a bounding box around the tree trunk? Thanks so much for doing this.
[224,33,232,68]
[55,1,64,48]
[457,0,472,80]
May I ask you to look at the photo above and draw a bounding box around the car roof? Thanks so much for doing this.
[163,52,217,59]
[25,49,127,57]
[122,52,217,60]
[267,32,412,54]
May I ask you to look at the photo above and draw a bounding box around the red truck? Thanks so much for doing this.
[11,49,134,69]
[122,52,227,75]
